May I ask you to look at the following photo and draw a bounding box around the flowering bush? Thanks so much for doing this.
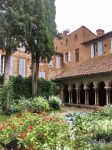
[0,112,75,149]
[48,96,61,110]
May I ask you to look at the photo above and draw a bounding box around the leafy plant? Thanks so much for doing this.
[48,96,61,110]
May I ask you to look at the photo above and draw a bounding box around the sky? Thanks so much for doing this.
[55,0,112,34]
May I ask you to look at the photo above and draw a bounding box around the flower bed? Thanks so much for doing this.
[0,112,75,150]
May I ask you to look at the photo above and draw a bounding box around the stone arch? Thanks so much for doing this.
[80,83,85,104]
[99,81,106,106]
[89,82,95,105]
[64,84,69,103]
[72,84,77,104]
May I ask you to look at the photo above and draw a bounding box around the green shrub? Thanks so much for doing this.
[48,96,61,110]
[37,78,59,98]
[31,96,50,112]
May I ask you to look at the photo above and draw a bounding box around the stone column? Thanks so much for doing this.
[94,83,99,105]
[68,84,72,104]
[94,87,99,105]
[84,86,89,105]
[76,86,80,104]
[105,86,111,105]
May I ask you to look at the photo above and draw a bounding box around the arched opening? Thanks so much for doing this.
[64,84,69,103]
[80,83,85,104]
[99,81,106,106]
[89,82,95,105]
[72,84,77,104]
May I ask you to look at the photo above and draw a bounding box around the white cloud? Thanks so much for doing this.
[55,0,112,34]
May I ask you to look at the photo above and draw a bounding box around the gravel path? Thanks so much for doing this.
[55,105,94,117]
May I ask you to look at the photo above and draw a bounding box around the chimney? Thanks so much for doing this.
[96,29,104,37]
[62,29,70,37]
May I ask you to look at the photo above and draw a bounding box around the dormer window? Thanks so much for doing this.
[91,41,103,58]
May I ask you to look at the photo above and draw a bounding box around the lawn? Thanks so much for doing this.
[0,114,9,122]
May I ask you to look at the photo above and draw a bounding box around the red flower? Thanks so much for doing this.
[20,131,27,138]
[28,125,33,131]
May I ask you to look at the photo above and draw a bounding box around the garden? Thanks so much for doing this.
[0,77,112,149]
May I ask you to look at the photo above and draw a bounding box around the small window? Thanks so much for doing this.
[19,59,26,77]
[75,49,79,62]
[56,56,60,68]
[74,34,77,40]
[39,72,45,79]
[66,39,68,46]
[48,60,53,66]
[65,52,68,62]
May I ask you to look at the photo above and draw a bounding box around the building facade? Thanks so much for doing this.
[53,26,112,106]
[0,26,112,106]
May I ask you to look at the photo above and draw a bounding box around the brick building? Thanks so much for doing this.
[0,26,112,106]
[53,26,112,106]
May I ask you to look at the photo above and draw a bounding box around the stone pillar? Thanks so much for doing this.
[60,85,64,103]
[68,84,72,104]
[94,83,99,105]
[105,86,111,105]
[76,86,80,104]
[84,86,89,105]
[94,87,99,105]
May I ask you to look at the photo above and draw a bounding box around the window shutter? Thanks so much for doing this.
[97,41,103,56]
[0,54,1,75]
[56,56,60,68]
[68,51,71,62]
[19,59,26,77]
[10,56,13,75]
[63,53,65,63]
[91,44,94,58]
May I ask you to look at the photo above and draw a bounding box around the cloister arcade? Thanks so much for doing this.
[60,74,112,106]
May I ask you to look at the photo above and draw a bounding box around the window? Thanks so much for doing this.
[48,60,53,66]
[65,52,68,62]
[66,39,68,46]
[56,56,60,68]
[91,41,103,58]
[0,54,5,75]
[56,46,58,51]
[74,34,77,41]
[19,59,26,77]
[39,72,45,79]
[75,49,79,62]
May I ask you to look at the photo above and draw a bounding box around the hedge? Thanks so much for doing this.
[0,76,59,100]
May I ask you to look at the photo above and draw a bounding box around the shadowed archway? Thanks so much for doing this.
[80,83,85,104]
[99,81,106,106]
[64,84,69,103]
[72,84,77,104]
[89,82,95,105]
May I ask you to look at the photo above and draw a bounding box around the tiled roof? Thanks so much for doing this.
[55,55,112,80]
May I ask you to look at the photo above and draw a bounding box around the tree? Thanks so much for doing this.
[22,0,56,96]
[0,0,27,111]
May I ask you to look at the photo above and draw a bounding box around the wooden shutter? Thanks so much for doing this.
[91,44,94,58]
[97,41,103,56]
[68,51,71,62]
[63,53,65,63]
